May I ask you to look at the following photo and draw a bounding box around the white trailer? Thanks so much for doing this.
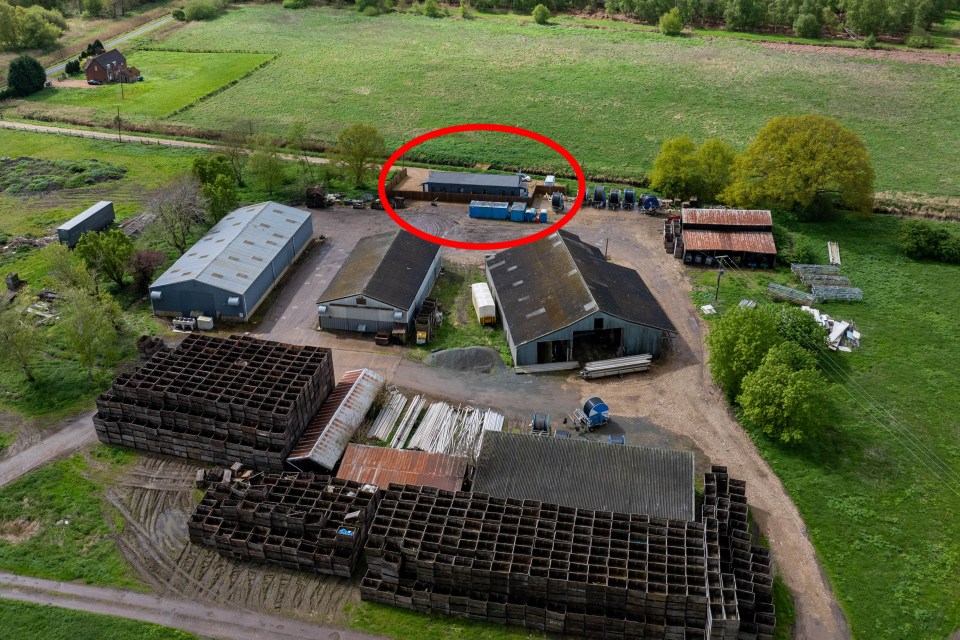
[471,282,496,326]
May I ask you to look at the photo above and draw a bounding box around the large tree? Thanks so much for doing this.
[248,133,284,196]
[60,289,122,381]
[722,115,875,218]
[46,242,95,293]
[335,123,386,187]
[75,228,135,289]
[5,54,46,97]
[127,249,167,294]
[693,138,736,203]
[144,175,208,254]
[706,304,825,400]
[739,341,829,444]
[0,300,41,383]
[649,136,700,200]
[202,174,239,223]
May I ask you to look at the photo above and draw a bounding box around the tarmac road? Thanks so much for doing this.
[0,572,384,640]
[46,17,175,77]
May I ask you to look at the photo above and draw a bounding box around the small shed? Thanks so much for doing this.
[287,369,385,472]
[678,209,777,267]
[57,201,114,247]
[336,444,467,492]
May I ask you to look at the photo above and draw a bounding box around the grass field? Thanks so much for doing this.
[28,51,273,122]
[0,600,196,640]
[693,213,960,639]
[141,6,960,197]
[347,601,533,639]
[0,449,141,588]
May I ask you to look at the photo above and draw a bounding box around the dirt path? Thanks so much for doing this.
[0,572,383,640]
[0,121,331,165]
[758,40,959,65]
[0,411,97,488]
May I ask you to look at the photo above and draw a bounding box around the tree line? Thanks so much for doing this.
[464,0,957,37]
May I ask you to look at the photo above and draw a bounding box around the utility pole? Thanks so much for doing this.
[120,77,124,100]
[116,107,121,142]
[714,255,727,300]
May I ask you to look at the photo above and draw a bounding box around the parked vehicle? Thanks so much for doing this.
[87,79,102,86]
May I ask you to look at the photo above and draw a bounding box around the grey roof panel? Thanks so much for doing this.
[472,432,695,520]
[317,230,440,310]
[424,171,522,189]
[150,202,311,296]
[57,201,113,231]
[487,230,675,346]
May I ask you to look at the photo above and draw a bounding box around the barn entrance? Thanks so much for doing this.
[572,327,623,363]
[536,339,572,364]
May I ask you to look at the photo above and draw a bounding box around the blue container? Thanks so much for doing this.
[524,208,537,222]
[509,203,525,222]
[470,201,509,220]
[539,211,548,223]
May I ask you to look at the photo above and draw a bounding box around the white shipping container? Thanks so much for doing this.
[471,282,496,326]
[545,175,556,187]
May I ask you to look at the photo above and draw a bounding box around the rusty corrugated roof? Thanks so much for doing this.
[682,230,777,255]
[287,369,384,470]
[336,444,467,492]
[682,209,772,227]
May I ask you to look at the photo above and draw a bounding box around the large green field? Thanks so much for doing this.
[0,600,196,640]
[27,50,273,122]
[141,6,960,196]
[693,215,960,639]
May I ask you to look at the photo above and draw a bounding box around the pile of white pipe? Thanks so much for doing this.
[406,402,504,459]
[367,389,407,440]
[389,395,425,449]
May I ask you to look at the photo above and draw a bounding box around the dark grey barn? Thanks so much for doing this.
[317,229,441,334]
[422,170,528,197]
[149,202,313,321]
[486,229,676,367]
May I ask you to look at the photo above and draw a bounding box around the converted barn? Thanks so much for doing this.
[485,230,676,367]
[317,229,441,336]
[473,432,695,520]
[57,201,114,247]
[422,171,527,197]
[149,202,312,321]
[679,208,777,267]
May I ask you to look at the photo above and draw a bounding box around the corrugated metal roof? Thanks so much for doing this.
[486,230,676,346]
[682,209,773,227]
[472,431,695,520]
[151,202,312,296]
[317,230,440,310]
[58,201,112,231]
[682,230,777,254]
[424,171,522,189]
[288,369,385,470]
[336,444,467,492]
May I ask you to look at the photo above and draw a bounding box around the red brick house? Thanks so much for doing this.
[84,49,140,84]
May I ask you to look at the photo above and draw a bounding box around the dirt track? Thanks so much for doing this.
[759,41,959,65]
[0,411,97,487]
[0,571,382,640]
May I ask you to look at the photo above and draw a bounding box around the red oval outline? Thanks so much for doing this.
[378,124,585,251]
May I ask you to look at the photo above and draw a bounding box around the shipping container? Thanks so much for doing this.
[469,201,509,220]
[509,203,526,222]
[471,282,496,325]
[544,175,555,187]
[57,201,115,247]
